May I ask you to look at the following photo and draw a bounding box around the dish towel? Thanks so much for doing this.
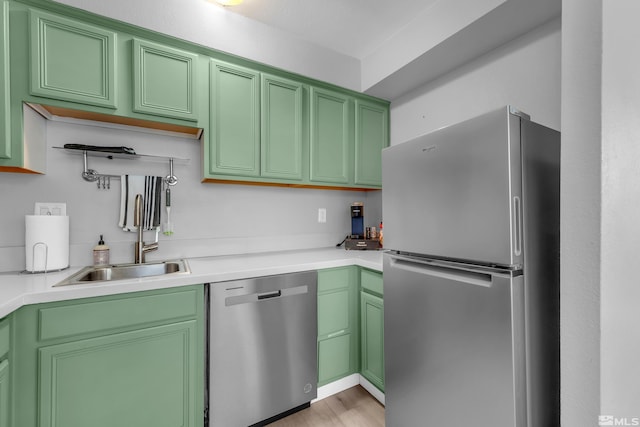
[119,175,162,231]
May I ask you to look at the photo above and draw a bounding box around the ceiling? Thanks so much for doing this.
[219,0,441,60]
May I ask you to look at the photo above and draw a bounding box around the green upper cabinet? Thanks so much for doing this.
[2,2,389,181]
[207,65,304,182]
[260,73,303,180]
[0,1,9,161]
[309,87,350,184]
[132,38,198,121]
[354,99,388,187]
[29,10,117,108]
[208,60,260,177]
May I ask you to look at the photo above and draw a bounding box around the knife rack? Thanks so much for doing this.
[55,146,188,190]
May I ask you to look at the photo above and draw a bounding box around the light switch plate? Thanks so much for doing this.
[35,202,67,216]
[318,208,326,223]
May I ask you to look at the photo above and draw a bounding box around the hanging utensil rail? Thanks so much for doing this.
[54,146,189,189]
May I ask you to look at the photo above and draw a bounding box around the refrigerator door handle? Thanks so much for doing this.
[388,254,493,288]
[513,196,523,256]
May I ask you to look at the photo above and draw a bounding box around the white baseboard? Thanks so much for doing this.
[314,374,360,402]
[314,374,385,406]
[358,375,385,405]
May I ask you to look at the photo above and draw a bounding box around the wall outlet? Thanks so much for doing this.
[318,208,327,223]
[34,202,67,216]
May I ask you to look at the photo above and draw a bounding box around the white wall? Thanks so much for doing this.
[389,17,560,145]
[361,0,506,91]
[601,0,640,417]
[0,120,378,272]
[560,0,601,424]
[601,1,640,416]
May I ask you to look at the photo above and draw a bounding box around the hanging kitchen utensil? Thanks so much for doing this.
[163,187,174,236]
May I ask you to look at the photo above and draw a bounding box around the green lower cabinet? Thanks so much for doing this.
[317,267,359,386]
[0,316,9,427]
[0,359,8,427]
[38,321,197,427]
[360,291,384,391]
[318,334,352,384]
[12,286,205,427]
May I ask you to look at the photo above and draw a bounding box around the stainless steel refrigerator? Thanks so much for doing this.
[382,106,559,426]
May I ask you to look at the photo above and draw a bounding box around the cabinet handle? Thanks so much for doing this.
[327,330,346,338]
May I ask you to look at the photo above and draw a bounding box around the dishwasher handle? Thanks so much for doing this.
[258,290,282,300]
[224,284,309,307]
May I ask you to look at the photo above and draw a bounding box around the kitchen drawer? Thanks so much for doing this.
[39,288,199,341]
[318,266,354,293]
[318,334,352,384]
[361,268,383,296]
[0,318,8,359]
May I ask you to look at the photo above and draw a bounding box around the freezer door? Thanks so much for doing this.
[382,106,523,267]
[383,253,527,427]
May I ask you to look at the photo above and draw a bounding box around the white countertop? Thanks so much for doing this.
[0,247,383,318]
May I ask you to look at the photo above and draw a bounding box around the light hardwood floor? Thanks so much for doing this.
[268,386,385,427]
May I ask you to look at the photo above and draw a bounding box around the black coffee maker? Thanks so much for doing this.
[350,202,364,238]
[343,202,380,250]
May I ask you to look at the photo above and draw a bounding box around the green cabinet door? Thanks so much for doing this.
[208,60,260,177]
[12,286,204,427]
[133,38,198,121]
[261,73,303,180]
[38,321,198,427]
[0,316,8,427]
[354,99,388,187]
[309,87,350,184]
[361,291,384,391]
[317,267,358,386]
[0,359,8,427]
[0,1,9,160]
[30,10,116,108]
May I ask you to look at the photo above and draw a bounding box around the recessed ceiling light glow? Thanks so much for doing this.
[213,0,243,6]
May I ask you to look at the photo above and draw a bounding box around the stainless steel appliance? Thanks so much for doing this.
[382,106,560,426]
[209,271,318,426]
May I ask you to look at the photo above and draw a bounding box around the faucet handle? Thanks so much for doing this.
[134,194,143,228]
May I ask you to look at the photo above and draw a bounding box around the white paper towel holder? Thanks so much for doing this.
[22,241,70,274]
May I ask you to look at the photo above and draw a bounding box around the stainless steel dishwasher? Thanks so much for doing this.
[208,270,317,427]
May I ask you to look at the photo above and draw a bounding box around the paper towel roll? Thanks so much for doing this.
[25,215,70,272]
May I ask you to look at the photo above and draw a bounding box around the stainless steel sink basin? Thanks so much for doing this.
[54,259,190,287]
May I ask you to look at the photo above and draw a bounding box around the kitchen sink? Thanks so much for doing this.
[54,259,190,287]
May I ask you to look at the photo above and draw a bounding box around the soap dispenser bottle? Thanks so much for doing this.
[93,235,110,265]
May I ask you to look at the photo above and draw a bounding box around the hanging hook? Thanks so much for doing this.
[81,151,99,182]
[165,158,178,186]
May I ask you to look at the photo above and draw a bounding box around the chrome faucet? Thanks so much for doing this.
[134,194,159,263]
